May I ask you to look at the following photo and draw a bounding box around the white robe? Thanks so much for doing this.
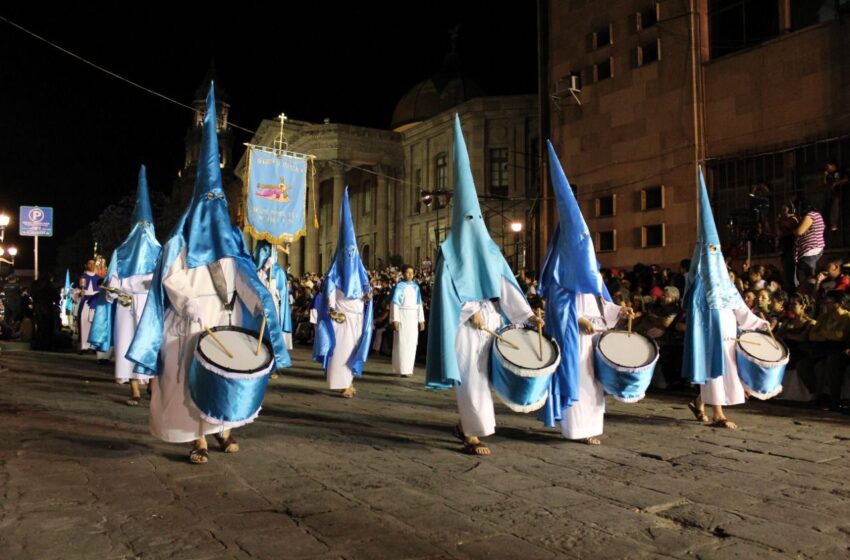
[391,285,424,375]
[106,272,152,383]
[78,276,98,351]
[326,289,364,390]
[559,294,623,440]
[456,278,533,438]
[149,253,264,443]
[699,304,769,406]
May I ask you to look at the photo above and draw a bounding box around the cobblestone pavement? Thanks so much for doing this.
[0,341,849,560]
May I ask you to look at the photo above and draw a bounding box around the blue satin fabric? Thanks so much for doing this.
[313,188,373,376]
[735,350,786,396]
[594,350,656,402]
[391,281,421,306]
[126,82,290,376]
[116,165,161,279]
[682,168,743,385]
[88,292,115,352]
[537,142,609,428]
[63,270,73,313]
[252,241,292,333]
[491,356,553,411]
[425,116,524,389]
[188,358,270,423]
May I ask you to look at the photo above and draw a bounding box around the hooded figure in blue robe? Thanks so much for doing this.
[536,142,625,443]
[126,83,289,456]
[253,240,293,354]
[425,115,540,454]
[89,165,162,403]
[313,187,373,396]
[683,168,769,428]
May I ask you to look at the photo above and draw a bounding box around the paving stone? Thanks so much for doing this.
[457,533,558,559]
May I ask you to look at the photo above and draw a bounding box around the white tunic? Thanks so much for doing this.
[560,294,623,440]
[106,273,152,383]
[78,275,98,351]
[699,305,769,406]
[149,253,264,443]
[455,278,533,438]
[391,284,425,375]
[326,289,365,390]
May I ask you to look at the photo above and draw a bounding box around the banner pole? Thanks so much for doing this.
[34,236,39,281]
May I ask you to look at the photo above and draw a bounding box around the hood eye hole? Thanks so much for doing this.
[466,215,474,221]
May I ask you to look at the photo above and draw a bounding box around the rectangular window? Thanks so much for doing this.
[596,230,617,252]
[434,154,447,209]
[637,4,658,30]
[641,185,665,210]
[594,58,613,82]
[709,0,780,58]
[595,194,616,217]
[638,39,661,66]
[413,168,422,214]
[641,224,666,248]
[593,24,613,49]
[489,147,509,197]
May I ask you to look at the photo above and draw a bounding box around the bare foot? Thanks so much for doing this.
[462,437,491,456]
[688,401,710,423]
[189,446,209,464]
[580,436,602,445]
[341,386,356,398]
[712,418,738,430]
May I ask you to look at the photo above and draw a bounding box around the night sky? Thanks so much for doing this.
[0,3,538,273]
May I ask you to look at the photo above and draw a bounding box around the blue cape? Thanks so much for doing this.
[62,269,73,313]
[682,167,744,384]
[425,115,524,389]
[88,258,117,352]
[538,142,611,428]
[253,241,292,334]
[312,187,373,376]
[126,83,290,376]
[391,281,421,306]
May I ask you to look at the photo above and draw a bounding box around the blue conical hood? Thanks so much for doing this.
[183,82,241,269]
[325,187,369,298]
[541,141,605,295]
[132,165,154,225]
[114,164,162,279]
[253,240,274,271]
[440,115,508,301]
[687,166,742,309]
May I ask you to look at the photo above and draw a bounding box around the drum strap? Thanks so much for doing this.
[208,262,238,325]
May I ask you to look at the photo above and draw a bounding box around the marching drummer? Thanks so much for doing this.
[682,169,771,430]
[313,187,373,399]
[425,116,543,457]
[127,84,289,464]
[538,141,633,446]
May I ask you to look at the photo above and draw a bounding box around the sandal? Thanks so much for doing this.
[688,401,710,423]
[462,441,491,456]
[711,418,738,430]
[341,386,356,399]
[125,396,141,407]
[213,433,239,453]
[452,423,465,442]
[189,446,209,464]
[580,436,602,445]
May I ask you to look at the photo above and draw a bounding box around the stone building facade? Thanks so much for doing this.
[546,0,850,268]
[236,68,538,276]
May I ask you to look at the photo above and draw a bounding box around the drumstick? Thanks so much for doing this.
[735,338,761,345]
[759,312,779,350]
[628,315,633,337]
[204,325,234,359]
[481,327,520,350]
[256,315,266,356]
[536,309,543,361]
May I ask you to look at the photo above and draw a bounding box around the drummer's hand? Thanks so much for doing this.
[619,307,635,319]
[527,314,544,330]
[185,298,203,325]
[470,312,484,330]
[578,317,595,334]
[362,292,373,302]
[419,321,425,332]
[392,321,400,332]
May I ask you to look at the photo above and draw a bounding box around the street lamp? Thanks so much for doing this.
[510,222,523,270]
[0,213,9,243]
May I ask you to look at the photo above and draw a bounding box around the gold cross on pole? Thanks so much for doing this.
[275,113,288,152]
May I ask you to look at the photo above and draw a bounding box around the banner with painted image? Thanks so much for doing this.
[245,146,309,243]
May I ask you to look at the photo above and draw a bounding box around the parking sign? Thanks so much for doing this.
[19,206,53,237]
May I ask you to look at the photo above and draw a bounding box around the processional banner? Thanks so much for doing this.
[245,146,311,243]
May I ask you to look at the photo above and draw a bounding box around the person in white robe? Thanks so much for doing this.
[391,265,425,376]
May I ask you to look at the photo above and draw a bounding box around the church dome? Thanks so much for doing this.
[391,52,484,132]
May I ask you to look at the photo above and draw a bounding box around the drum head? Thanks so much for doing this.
[738,330,787,362]
[199,327,272,373]
[496,326,559,370]
[597,331,657,369]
